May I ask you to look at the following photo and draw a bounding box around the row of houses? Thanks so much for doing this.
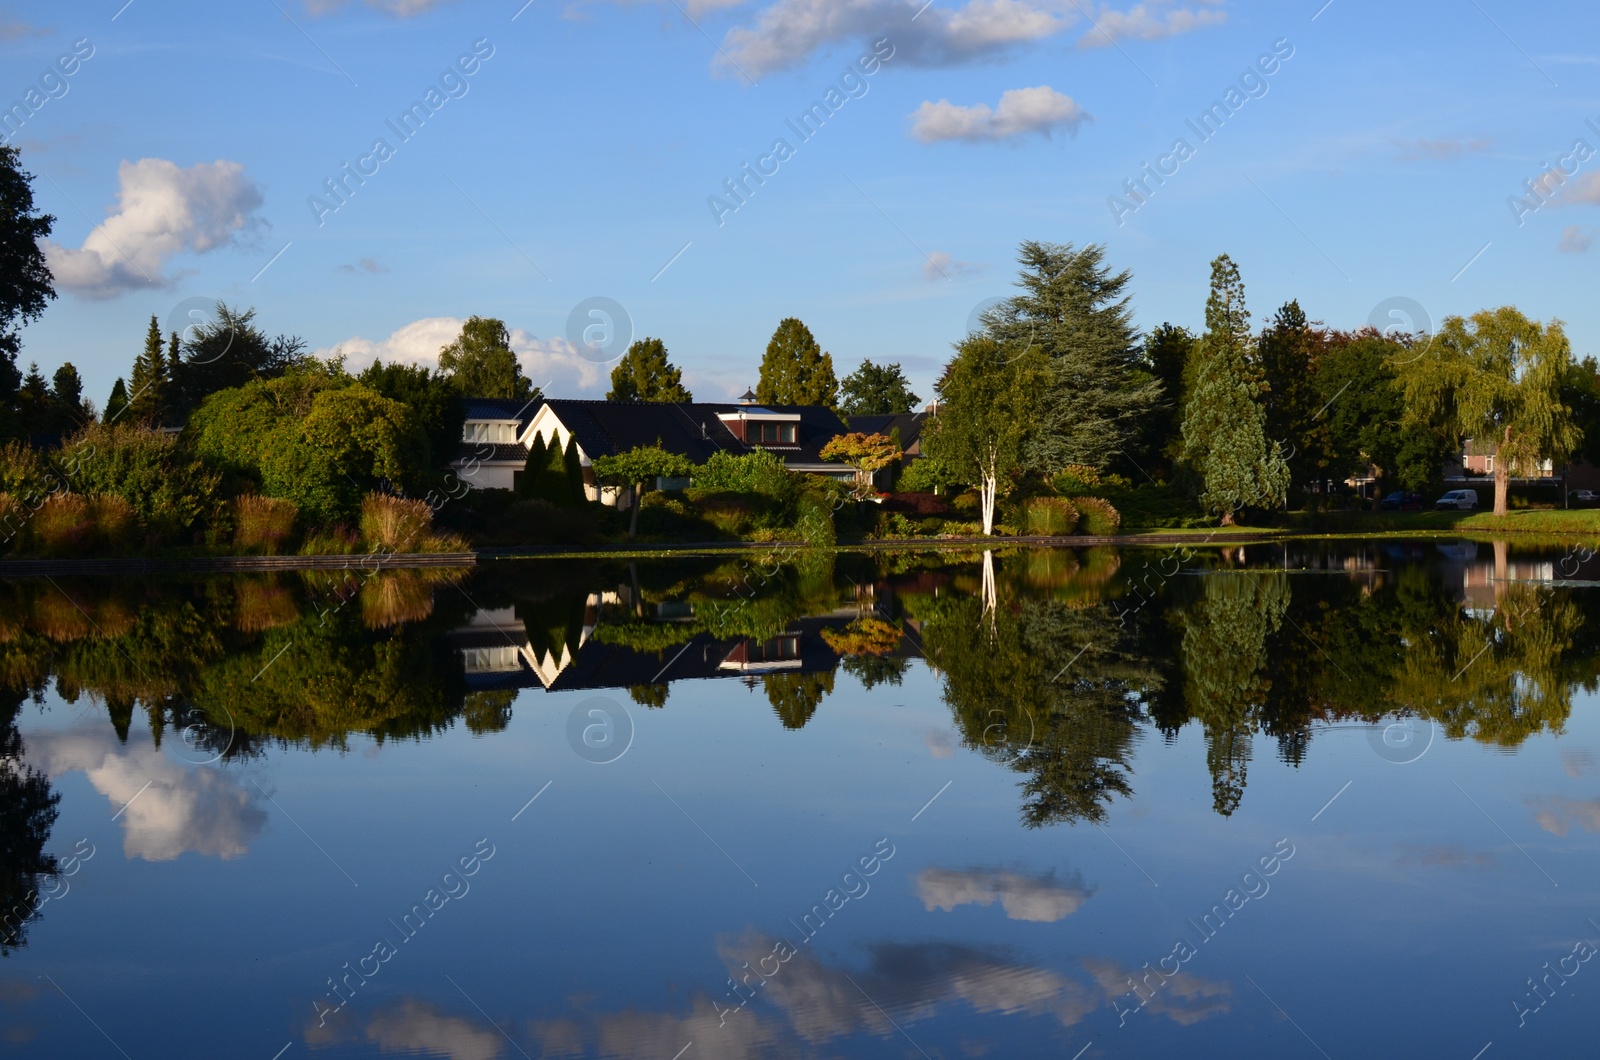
[449,391,929,502]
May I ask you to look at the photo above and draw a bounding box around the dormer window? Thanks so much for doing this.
[753,421,796,445]
[464,421,517,443]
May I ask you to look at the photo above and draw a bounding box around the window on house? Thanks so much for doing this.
[1485,456,1494,472]
[747,635,800,662]
[754,422,796,444]
[464,422,516,443]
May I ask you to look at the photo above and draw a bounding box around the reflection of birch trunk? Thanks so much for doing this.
[1493,540,1508,606]
[981,549,997,638]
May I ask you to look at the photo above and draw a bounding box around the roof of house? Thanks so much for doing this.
[846,411,929,450]
[540,399,851,466]
[462,397,541,430]
[455,442,530,465]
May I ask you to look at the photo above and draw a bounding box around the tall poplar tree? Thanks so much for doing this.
[979,241,1161,474]
[1180,255,1289,524]
[756,318,837,408]
[608,337,692,402]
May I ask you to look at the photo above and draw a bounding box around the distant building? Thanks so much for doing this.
[1460,438,1554,478]
[846,410,930,489]
[451,393,854,503]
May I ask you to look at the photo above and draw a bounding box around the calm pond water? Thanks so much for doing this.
[3,540,1598,1059]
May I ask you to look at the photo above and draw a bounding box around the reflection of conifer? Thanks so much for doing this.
[763,672,833,729]
[628,684,669,708]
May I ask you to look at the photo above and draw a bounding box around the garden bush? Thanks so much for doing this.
[1072,496,1122,536]
[1023,496,1080,536]
[360,494,434,552]
[30,494,140,556]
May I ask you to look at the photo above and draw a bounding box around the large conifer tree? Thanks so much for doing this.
[980,241,1161,474]
[1180,254,1289,525]
[128,315,168,425]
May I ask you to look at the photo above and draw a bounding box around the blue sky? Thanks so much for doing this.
[6,0,1599,407]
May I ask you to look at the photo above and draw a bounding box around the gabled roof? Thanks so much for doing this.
[540,399,850,466]
[462,397,541,431]
[846,411,929,450]
[454,442,530,465]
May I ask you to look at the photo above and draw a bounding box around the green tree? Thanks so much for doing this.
[128,315,170,425]
[923,335,1047,534]
[1316,330,1451,495]
[59,422,221,536]
[591,442,695,539]
[187,366,429,524]
[607,338,692,403]
[1397,307,1582,516]
[103,378,129,425]
[50,364,88,431]
[1134,322,1194,476]
[172,304,308,420]
[979,241,1162,474]
[356,359,467,471]
[1181,255,1289,524]
[756,318,837,407]
[1258,300,1328,500]
[839,360,920,415]
[0,689,60,956]
[438,316,536,402]
[0,145,56,442]
[14,363,49,440]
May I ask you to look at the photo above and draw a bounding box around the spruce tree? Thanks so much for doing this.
[104,378,129,424]
[1180,255,1289,525]
[608,338,692,402]
[50,363,87,433]
[839,360,920,415]
[757,318,837,408]
[980,241,1161,474]
[128,315,167,424]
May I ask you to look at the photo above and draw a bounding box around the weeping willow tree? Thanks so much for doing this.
[1178,570,1290,816]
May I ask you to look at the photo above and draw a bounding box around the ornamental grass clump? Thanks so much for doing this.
[234,495,299,555]
[1023,496,1080,536]
[1072,495,1122,536]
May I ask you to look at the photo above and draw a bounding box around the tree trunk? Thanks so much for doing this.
[1494,465,1509,517]
[1220,508,1236,527]
[980,473,997,535]
[627,482,641,540]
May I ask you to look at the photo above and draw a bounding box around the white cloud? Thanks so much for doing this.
[1076,2,1226,48]
[920,249,982,281]
[1562,749,1595,776]
[338,256,389,275]
[318,316,608,396]
[1393,137,1491,161]
[1563,171,1600,205]
[1559,225,1595,254]
[910,85,1089,143]
[304,0,458,16]
[307,998,504,1060]
[44,158,264,300]
[716,0,1223,77]
[26,724,267,862]
[914,867,1094,921]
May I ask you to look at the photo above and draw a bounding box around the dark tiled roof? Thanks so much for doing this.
[453,442,529,464]
[846,412,929,450]
[462,397,541,431]
[541,399,850,466]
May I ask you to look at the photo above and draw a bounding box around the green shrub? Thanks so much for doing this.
[794,493,836,547]
[91,495,139,547]
[694,450,799,508]
[298,525,360,555]
[0,493,23,552]
[56,423,219,537]
[234,495,299,554]
[1024,496,1080,536]
[0,441,47,498]
[919,516,945,536]
[951,491,980,515]
[1072,495,1122,536]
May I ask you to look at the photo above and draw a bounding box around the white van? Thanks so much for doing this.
[1434,489,1479,511]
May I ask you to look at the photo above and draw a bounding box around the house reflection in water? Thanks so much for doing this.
[448,598,919,696]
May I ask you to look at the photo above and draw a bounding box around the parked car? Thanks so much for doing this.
[1379,490,1423,512]
[1434,489,1479,511]
[1571,489,1599,507]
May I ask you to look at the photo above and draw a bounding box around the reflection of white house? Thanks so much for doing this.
[717,634,803,674]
